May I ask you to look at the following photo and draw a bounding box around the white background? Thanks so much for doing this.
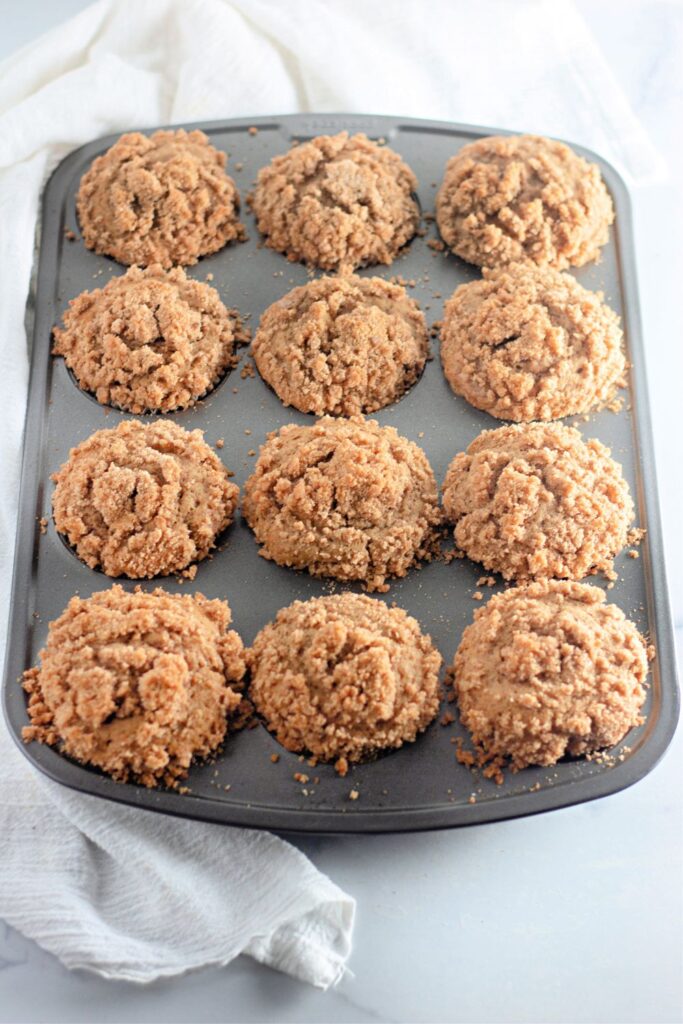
[0,1,681,1022]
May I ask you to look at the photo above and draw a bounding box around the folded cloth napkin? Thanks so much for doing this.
[0,0,662,988]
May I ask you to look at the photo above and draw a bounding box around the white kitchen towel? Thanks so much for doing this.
[0,776,354,985]
[0,0,663,989]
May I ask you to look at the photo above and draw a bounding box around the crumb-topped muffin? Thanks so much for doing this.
[242,416,441,592]
[252,274,428,415]
[23,586,246,787]
[440,263,624,421]
[442,422,633,580]
[77,129,244,267]
[250,132,419,270]
[436,134,613,269]
[53,265,244,413]
[453,580,648,772]
[249,593,441,772]
[52,419,238,579]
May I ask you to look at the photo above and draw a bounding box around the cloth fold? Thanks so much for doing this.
[0,775,353,987]
[0,0,662,988]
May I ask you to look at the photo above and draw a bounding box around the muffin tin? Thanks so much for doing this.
[2,114,679,833]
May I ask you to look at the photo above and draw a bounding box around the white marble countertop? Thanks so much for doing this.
[1,2,681,1022]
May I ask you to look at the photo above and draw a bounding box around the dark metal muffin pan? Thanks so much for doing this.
[3,114,679,833]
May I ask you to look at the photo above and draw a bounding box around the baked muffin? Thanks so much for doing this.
[436,134,613,269]
[442,422,633,580]
[77,129,244,267]
[252,274,428,415]
[242,416,441,592]
[53,265,244,413]
[248,593,441,773]
[23,585,246,787]
[52,420,238,579]
[453,580,648,772]
[440,263,624,421]
[250,131,419,270]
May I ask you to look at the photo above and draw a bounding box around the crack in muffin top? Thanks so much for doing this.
[76,129,244,267]
[436,134,614,269]
[250,132,420,270]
